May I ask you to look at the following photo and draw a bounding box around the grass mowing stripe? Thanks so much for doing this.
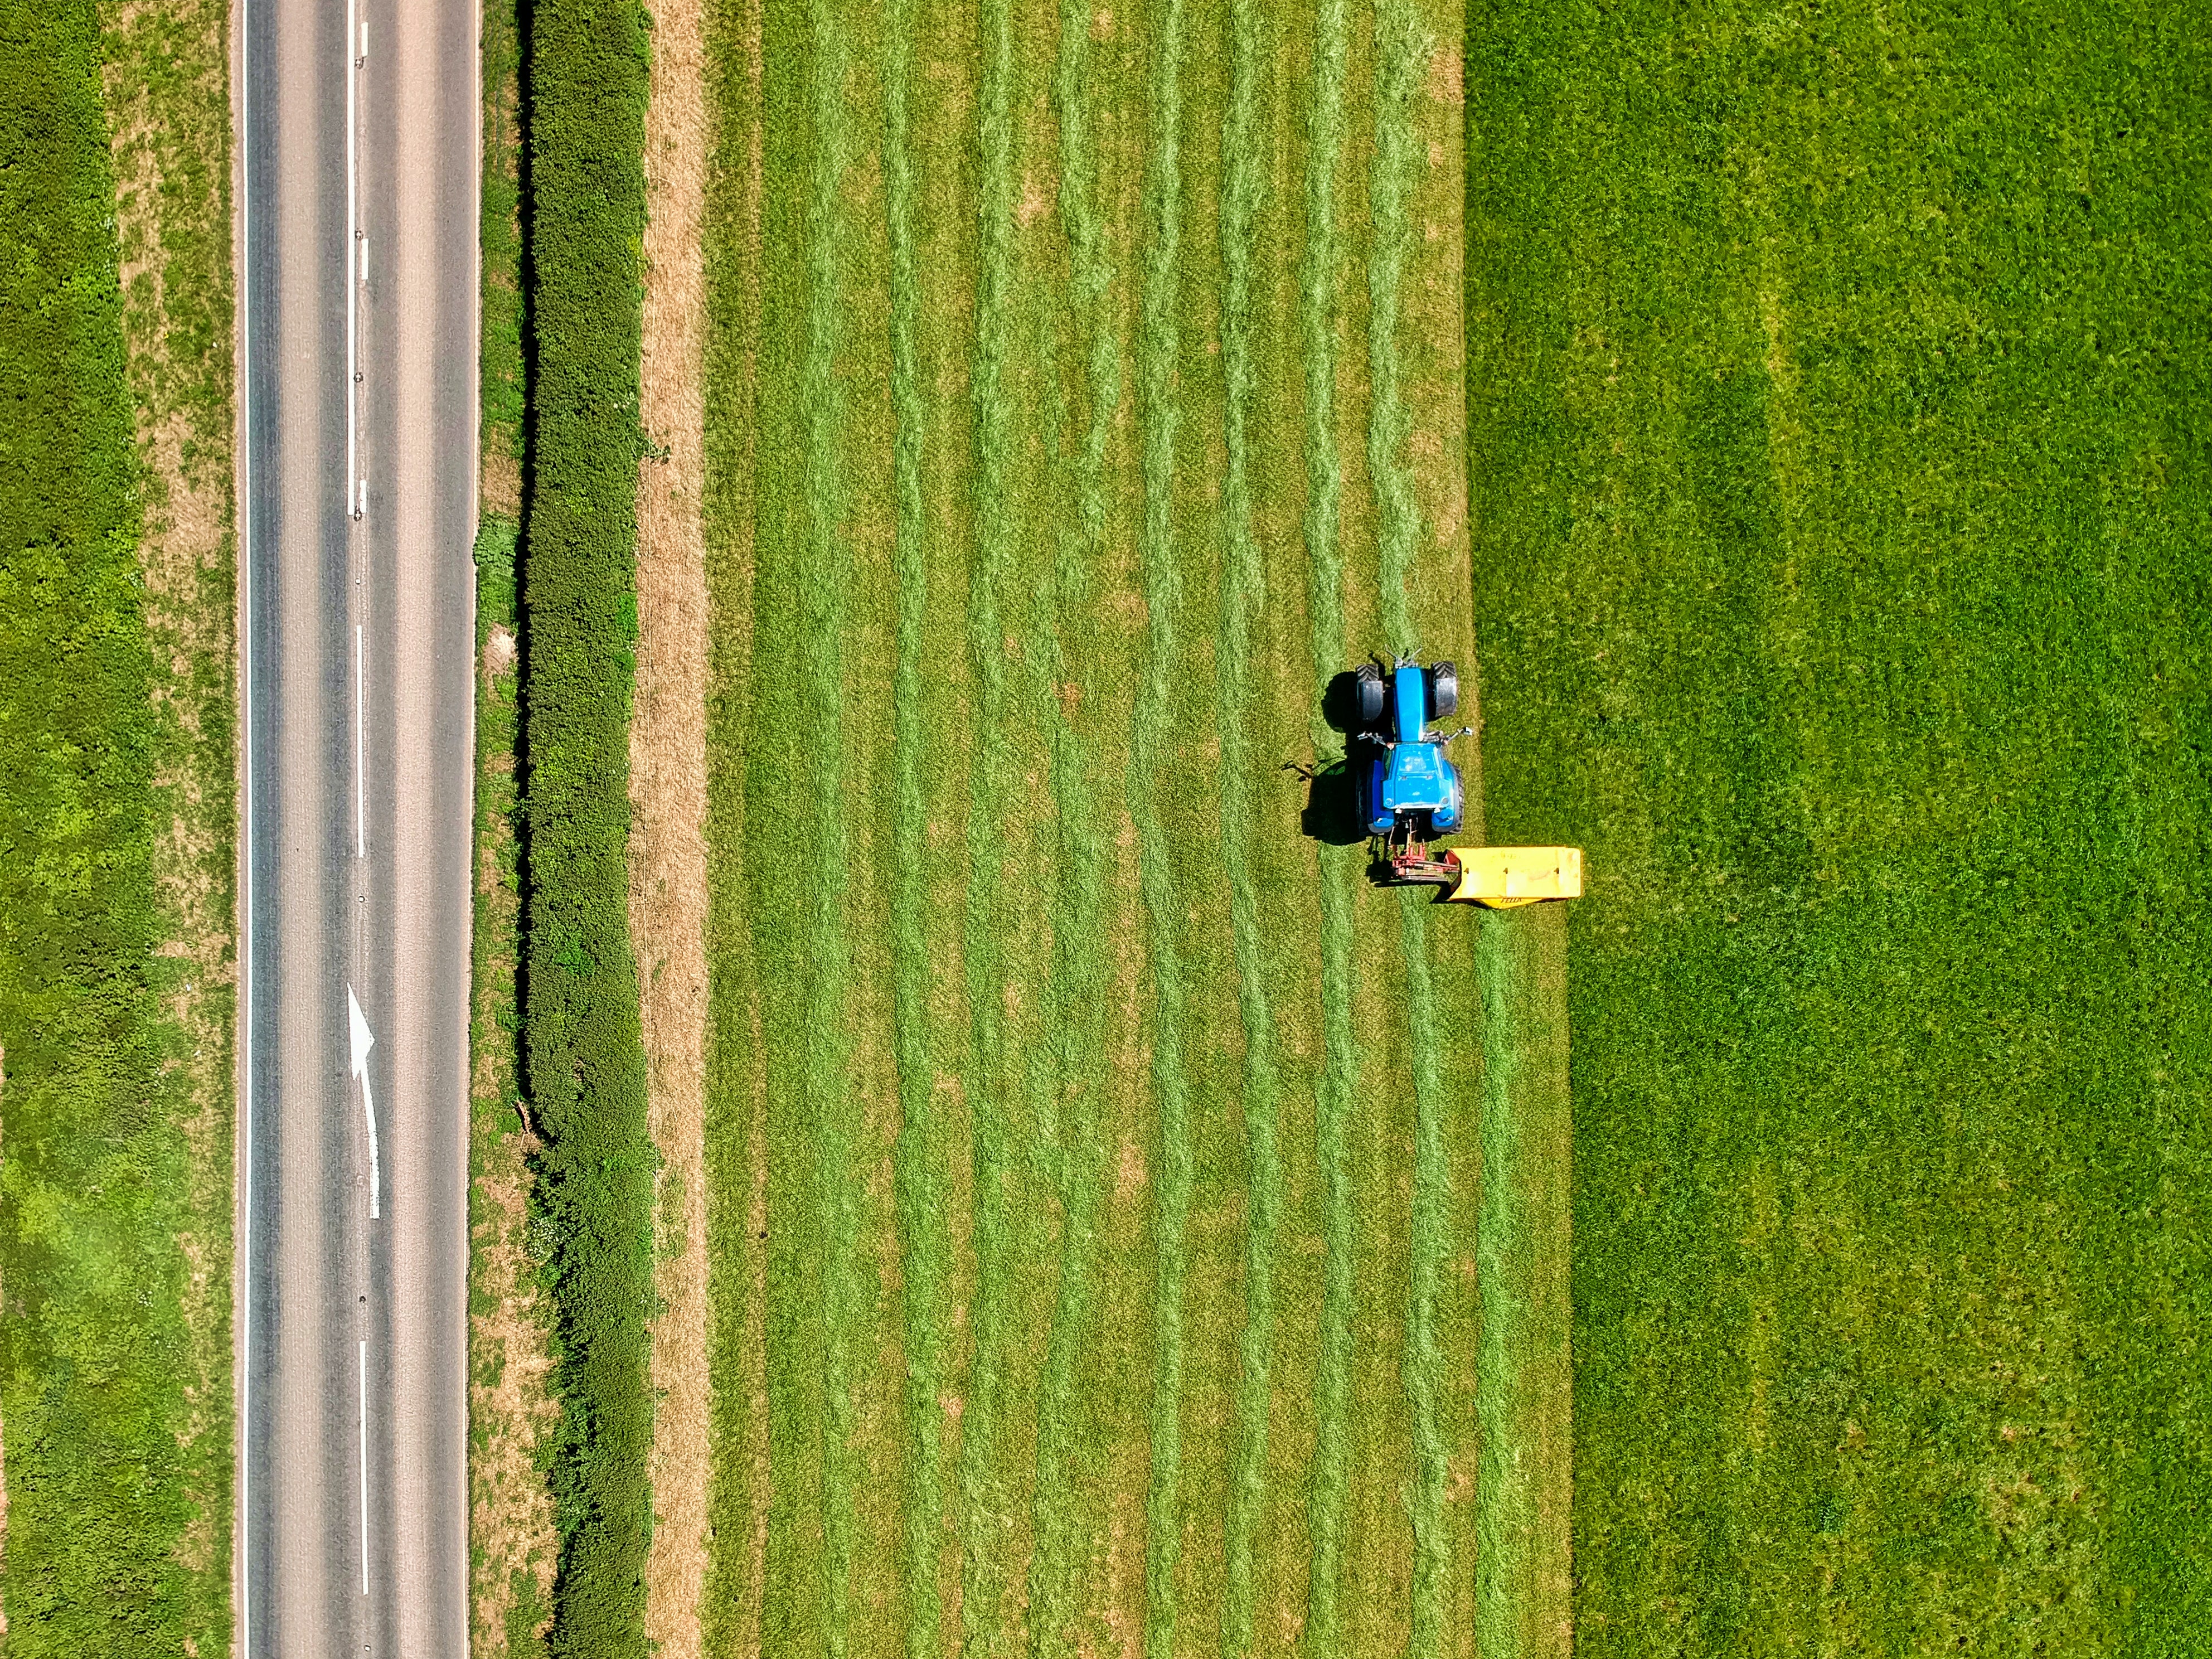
[1359,0,1449,1647]
[1473,912,1526,1658]
[958,1,1020,1647]
[1131,1,1192,1652]
[1022,8,1117,1653]
[799,0,859,1646]
[1213,5,1286,1655]
[882,3,949,1650]
[1471,906,1571,1658]
[1296,4,1356,1652]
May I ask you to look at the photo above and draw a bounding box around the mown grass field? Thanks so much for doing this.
[1467,0,2212,1648]
[698,0,1561,1652]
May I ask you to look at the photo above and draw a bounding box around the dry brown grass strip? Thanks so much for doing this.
[632,0,713,1646]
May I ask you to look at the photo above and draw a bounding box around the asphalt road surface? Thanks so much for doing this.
[237,0,477,1650]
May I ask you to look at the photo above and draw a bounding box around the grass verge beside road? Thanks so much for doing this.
[100,0,240,1641]
[0,0,217,1646]
[468,0,560,1646]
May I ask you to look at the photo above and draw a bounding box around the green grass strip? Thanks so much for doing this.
[1360,1,1449,1648]
[1473,912,1533,1659]
[882,2,949,1652]
[798,0,860,1648]
[1022,8,1115,1655]
[1296,4,1355,1653]
[958,1,1019,1648]
[1132,2,1191,1652]
[1213,6,1284,1656]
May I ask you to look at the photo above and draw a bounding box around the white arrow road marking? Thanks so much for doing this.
[348,986,381,1219]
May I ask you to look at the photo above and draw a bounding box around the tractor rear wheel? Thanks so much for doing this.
[1355,662,1386,731]
[1428,660,1459,719]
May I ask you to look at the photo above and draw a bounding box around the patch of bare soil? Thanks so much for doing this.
[632,0,713,1647]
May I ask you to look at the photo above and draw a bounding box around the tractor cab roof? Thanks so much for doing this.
[1382,741,1455,812]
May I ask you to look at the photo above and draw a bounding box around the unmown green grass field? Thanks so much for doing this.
[698,1,1564,1652]
[1467,0,2212,1648]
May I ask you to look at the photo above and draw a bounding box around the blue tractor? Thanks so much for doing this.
[1351,654,1470,850]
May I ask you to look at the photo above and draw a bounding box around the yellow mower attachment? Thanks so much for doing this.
[1441,845,1583,907]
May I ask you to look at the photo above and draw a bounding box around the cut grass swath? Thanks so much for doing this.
[799,0,860,1645]
[958,1,1022,1647]
[1132,2,1194,1652]
[1296,4,1358,1653]
[882,1,950,1650]
[1022,6,1119,1651]
[1213,5,1287,1656]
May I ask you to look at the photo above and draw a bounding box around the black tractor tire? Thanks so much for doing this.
[1354,662,1386,731]
[1427,661,1459,720]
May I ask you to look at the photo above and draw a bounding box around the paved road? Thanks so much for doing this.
[237,0,477,1651]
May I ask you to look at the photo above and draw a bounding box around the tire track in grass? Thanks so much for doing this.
[1362,1,1449,1650]
[1296,4,1357,1653]
[959,1,1020,1648]
[1022,7,1117,1654]
[1131,1,1192,1652]
[1214,6,1286,1655]
[884,3,950,1652]
[799,1,861,1649]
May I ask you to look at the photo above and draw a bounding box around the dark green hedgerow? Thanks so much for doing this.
[519,0,652,1653]
[0,0,197,1650]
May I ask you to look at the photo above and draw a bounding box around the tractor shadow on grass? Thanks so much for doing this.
[1291,758,1367,846]
[1287,670,1381,846]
